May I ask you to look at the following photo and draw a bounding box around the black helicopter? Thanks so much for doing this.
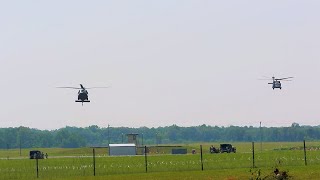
[57,84,109,105]
[260,76,293,90]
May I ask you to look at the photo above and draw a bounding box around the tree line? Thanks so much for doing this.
[0,123,319,149]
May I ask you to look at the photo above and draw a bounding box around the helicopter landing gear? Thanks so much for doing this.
[75,100,90,103]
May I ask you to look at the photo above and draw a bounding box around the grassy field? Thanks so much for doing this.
[0,142,319,179]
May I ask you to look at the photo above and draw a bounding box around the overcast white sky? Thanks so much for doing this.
[1,1,319,130]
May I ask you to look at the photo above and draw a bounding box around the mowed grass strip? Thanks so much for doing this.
[46,165,320,180]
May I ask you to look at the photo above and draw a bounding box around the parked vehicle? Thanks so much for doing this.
[220,144,236,153]
[29,150,44,159]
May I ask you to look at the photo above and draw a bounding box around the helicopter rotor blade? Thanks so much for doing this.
[80,84,85,89]
[258,76,273,80]
[56,87,81,89]
[86,86,110,89]
[275,77,294,80]
[262,75,271,79]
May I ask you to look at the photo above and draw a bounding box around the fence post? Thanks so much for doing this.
[303,140,307,166]
[144,146,148,173]
[200,145,203,171]
[36,158,39,178]
[252,142,255,168]
[93,148,96,176]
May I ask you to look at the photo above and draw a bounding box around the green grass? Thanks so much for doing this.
[53,166,320,180]
[0,142,320,179]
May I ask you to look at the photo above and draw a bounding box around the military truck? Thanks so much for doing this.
[220,144,236,153]
[29,150,44,159]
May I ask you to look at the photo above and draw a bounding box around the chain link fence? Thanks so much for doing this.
[0,141,319,179]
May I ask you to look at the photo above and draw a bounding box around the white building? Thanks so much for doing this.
[109,144,137,156]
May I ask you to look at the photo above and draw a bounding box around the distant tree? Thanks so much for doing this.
[291,122,300,127]
[1,123,320,149]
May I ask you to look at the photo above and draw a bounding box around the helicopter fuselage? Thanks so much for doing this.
[76,89,90,104]
[78,92,88,101]
[268,81,281,89]
[272,81,281,89]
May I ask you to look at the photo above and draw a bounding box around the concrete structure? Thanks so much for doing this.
[126,133,139,146]
[108,144,137,156]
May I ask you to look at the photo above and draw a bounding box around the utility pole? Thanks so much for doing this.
[156,133,158,153]
[108,124,110,145]
[19,127,22,156]
[122,133,124,143]
[142,133,144,146]
[260,122,262,152]
[19,138,21,156]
